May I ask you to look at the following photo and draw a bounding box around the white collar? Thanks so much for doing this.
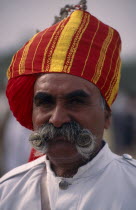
[44,142,117,182]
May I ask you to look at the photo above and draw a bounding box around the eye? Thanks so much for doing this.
[34,93,55,107]
[36,99,53,107]
[69,98,84,105]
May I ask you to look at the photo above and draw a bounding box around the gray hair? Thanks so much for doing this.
[100,95,106,110]
[100,94,110,111]
[29,121,97,160]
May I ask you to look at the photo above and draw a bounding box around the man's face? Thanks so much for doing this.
[32,73,110,164]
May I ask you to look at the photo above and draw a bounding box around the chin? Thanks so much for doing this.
[46,141,82,165]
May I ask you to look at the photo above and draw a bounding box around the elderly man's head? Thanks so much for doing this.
[28,73,111,162]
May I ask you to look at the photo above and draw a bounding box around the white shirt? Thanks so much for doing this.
[0,143,136,210]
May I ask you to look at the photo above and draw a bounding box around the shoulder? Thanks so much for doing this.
[0,156,45,184]
[115,153,136,168]
[104,142,136,171]
[121,154,136,167]
[113,152,136,178]
[0,156,46,206]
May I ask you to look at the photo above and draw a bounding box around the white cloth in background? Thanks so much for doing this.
[0,143,136,210]
[3,114,31,173]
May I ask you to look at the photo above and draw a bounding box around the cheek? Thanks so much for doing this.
[80,110,105,134]
[32,108,38,130]
[32,106,46,129]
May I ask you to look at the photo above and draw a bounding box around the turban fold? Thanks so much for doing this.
[6,10,122,130]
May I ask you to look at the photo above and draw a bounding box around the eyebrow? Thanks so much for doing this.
[34,92,54,103]
[64,90,90,99]
[34,89,90,102]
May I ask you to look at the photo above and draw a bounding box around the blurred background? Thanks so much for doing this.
[0,0,136,176]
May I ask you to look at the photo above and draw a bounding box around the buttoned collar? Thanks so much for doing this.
[45,142,117,182]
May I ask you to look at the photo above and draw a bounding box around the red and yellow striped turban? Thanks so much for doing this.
[6,10,122,130]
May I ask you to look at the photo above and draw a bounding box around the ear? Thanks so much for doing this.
[104,109,111,129]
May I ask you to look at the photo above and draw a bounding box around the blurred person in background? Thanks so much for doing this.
[3,113,31,174]
[0,84,9,176]
[112,91,136,154]
[0,1,136,209]
[0,83,31,176]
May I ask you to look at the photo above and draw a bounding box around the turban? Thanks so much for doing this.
[6,10,122,130]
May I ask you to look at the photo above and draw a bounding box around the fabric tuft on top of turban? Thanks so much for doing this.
[6,10,122,130]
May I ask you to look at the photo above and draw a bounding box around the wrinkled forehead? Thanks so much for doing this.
[34,73,101,97]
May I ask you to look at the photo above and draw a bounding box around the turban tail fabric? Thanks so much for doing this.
[6,10,122,130]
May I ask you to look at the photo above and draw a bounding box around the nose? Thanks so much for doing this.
[49,105,71,128]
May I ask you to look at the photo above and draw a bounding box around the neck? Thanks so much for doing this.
[49,147,102,177]
[50,159,88,178]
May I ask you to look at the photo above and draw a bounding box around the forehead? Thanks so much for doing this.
[34,73,100,97]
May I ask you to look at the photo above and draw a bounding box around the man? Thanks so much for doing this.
[0,3,136,210]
